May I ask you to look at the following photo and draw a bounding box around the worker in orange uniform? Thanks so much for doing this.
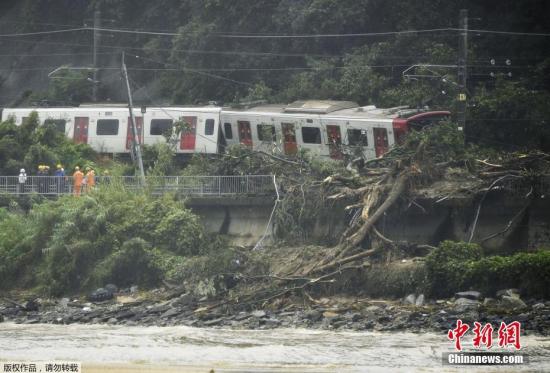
[85,167,96,192]
[73,166,84,196]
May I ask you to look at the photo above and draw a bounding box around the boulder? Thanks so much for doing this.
[304,309,322,322]
[234,312,251,321]
[105,284,118,294]
[22,299,39,312]
[404,294,416,305]
[88,288,114,302]
[455,291,482,301]
[496,289,520,299]
[251,310,267,318]
[500,295,527,310]
[322,311,339,318]
[0,314,3,323]
[203,317,224,326]
[454,298,480,312]
[483,298,498,307]
[415,294,425,306]
[532,303,546,311]
[264,318,281,327]
[161,308,181,318]
[170,293,195,307]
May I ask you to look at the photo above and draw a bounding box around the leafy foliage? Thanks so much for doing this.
[0,186,223,295]
[425,241,550,298]
[0,112,97,175]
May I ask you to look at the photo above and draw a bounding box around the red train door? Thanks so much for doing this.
[126,116,143,150]
[326,125,343,159]
[180,116,197,150]
[282,123,297,155]
[74,117,89,144]
[373,128,389,157]
[238,121,252,148]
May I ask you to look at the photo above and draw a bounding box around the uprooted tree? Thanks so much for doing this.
[182,120,550,311]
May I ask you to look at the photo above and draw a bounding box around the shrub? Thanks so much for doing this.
[425,241,550,298]
[0,186,221,295]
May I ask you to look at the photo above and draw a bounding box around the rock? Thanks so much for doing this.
[161,308,181,318]
[455,291,482,301]
[322,311,339,318]
[483,298,497,307]
[500,295,527,310]
[22,300,39,312]
[147,302,171,314]
[88,288,114,302]
[0,314,3,323]
[82,306,92,312]
[264,318,281,327]
[516,313,530,322]
[415,294,425,306]
[130,285,139,294]
[203,317,224,326]
[251,310,267,318]
[496,289,520,299]
[345,312,363,322]
[116,310,136,320]
[454,298,480,312]
[305,309,323,322]
[404,294,416,305]
[170,293,195,307]
[105,284,118,294]
[365,305,381,313]
[59,298,70,308]
[532,303,546,311]
[235,312,251,321]
[107,317,118,324]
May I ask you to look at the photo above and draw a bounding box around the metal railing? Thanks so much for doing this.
[0,175,276,197]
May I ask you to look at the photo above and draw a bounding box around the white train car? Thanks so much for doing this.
[220,100,449,159]
[0,101,449,160]
[0,106,221,154]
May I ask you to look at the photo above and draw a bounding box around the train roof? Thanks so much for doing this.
[223,100,426,119]
[2,106,221,113]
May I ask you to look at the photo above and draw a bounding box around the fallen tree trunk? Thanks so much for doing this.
[345,169,409,248]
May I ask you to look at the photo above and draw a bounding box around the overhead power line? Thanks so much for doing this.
[1,26,550,39]
[0,27,87,37]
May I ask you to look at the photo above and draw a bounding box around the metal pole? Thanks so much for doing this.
[121,51,146,186]
[457,9,468,134]
[92,8,100,101]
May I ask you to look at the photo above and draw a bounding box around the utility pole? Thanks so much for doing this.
[92,8,101,101]
[457,9,468,133]
[121,51,146,186]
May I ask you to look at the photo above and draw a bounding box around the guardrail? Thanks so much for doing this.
[0,175,277,197]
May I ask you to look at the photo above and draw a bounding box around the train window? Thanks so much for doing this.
[348,129,368,146]
[257,124,276,142]
[44,119,66,133]
[224,123,233,139]
[302,127,321,144]
[97,119,119,135]
[205,119,215,135]
[150,119,173,135]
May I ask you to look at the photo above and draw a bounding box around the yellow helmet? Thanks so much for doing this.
[57,164,62,169]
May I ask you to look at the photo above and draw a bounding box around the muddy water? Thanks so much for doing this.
[1,323,549,372]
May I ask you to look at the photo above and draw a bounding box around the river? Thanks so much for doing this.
[1,323,549,372]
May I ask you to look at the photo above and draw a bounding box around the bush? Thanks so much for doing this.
[425,241,550,298]
[0,186,221,295]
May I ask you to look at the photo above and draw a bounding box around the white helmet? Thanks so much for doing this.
[20,169,25,173]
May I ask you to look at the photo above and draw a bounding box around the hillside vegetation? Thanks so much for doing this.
[0,1,549,149]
